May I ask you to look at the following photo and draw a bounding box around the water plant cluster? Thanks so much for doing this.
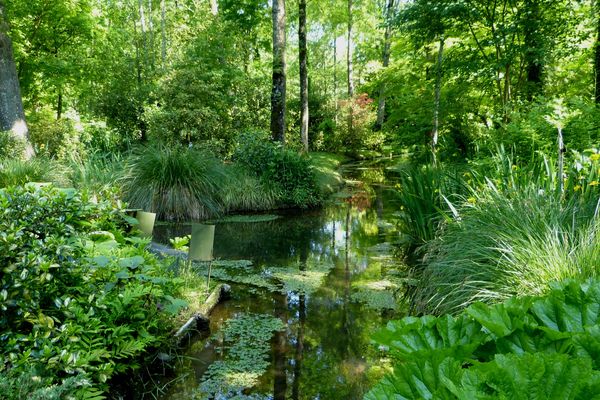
[196,314,285,399]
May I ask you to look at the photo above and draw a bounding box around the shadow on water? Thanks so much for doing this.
[152,159,408,400]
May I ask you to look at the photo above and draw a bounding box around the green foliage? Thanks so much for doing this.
[392,164,466,249]
[196,313,285,398]
[123,145,228,221]
[0,158,68,188]
[367,279,600,399]
[0,367,95,400]
[220,166,281,213]
[326,94,383,155]
[0,131,26,159]
[28,112,86,160]
[67,152,124,196]
[233,132,322,208]
[0,185,184,398]
[412,150,600,314]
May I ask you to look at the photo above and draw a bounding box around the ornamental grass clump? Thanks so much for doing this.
[123,145,228,221]
[413,182,599,315]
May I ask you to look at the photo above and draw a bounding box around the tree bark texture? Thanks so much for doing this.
[299,0,309,152]
[271,0,287,143]
[0,1,34,159]
[432,36,444,166]
[347,0,354,98]
[375,0,395,131]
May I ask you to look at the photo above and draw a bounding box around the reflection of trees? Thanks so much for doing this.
[273,290,288,400]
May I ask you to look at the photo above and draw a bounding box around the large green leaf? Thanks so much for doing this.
[364,356,463,400]
[531,280,600,335]
[372,314,488,361]
[466,297,533,339]
[459,353,600,399]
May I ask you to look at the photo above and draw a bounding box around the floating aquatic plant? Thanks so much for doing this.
[211,214,281,223]
[196,314,285,398]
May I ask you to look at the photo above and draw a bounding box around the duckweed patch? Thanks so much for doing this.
[351,279,401,311]
[196,314,285,398]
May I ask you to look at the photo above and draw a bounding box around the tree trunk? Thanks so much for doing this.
[523,0,543,100]
[160,0,166,68]
[375,0,395,131]
[347,0,354,98]
[595,0,600,104]
[271,0,287,143]
[557,126,565,195]
[347,0,354,137]
[299,0,309,152]
[56,88,62,120]
[333,33,338,124]
[0,1,34,159]
[210,0,218,15]
[432,36,444,166]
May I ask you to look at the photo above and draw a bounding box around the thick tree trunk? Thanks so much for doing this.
[432,36,444,166]
[299,0,309,152]
[271,0,287,143]
[0,2,34,159]
[375,0,395,131]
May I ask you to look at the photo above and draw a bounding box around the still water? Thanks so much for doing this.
[154,161,406,400]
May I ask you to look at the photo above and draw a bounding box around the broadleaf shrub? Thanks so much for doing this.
[233,131,322,208]
[0,185,184,398]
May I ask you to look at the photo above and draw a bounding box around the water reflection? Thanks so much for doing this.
[155,161,406,400]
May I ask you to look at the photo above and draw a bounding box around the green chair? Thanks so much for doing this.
[136,211,156,237]
[189,224,215,292]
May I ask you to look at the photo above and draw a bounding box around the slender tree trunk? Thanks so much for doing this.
[557,126,565,194]
[595,0,600,103]
[56,88,62,120]
[271,0,287,143]
[523,0,543,100]
[210,0,218,15]
[375,0,395,131]
[148,0,155,69]
[347,0,354,137]
[347,0,354,98]
[138,0,148,68]
[333,33,338,124]
[0,1,34,159]
[432,36,444,166]
[160,0,166,68]
[299,0,309,152]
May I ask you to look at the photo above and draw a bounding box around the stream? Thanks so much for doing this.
[152,160,407,400]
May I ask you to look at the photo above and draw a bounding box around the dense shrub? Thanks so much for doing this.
[0,131,26,159]
[28,112,85,160]
[232,132,322,208]
[0,185,185,398]
[123,145,228,221]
